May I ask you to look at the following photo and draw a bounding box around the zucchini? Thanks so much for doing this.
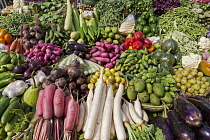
[0,97,10,116]
[72,5,80,31]
[1,100,20,124]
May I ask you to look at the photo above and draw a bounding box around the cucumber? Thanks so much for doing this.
[4,114,19,132]
[9,96,19,104]
[0,97,10,116]
[0,127,6,138]
[1,100,20,124]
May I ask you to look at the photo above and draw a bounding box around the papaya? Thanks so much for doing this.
[198,60,210,76]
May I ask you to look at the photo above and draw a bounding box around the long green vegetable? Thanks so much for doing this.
[64,0,73,31]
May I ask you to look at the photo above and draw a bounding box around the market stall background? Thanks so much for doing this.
[0,0,210,140]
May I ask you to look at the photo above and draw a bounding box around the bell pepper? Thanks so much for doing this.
[147,45,156,53]
[134,31,143,41]
[143,38,152,48]
[0,29,7,38]
[132,41,143,50]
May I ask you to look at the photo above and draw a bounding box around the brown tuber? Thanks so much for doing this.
[55,77,67,88]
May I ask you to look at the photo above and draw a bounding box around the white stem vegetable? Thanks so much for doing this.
[84,71,104,140]
[122,102,135,124]
[110,118,115,139]
[100,84,114,140]
[113,83,126,140]
[142,110,149,122]
[76,101,86,132]
[134,96,142,118]
[83,88,94,132]
[121,110,129,123]
[126,101,144,126]
[93,85,107,140]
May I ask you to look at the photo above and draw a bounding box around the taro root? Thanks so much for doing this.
[30,39,38,45]
[78,68,84,77]
[33,25,42,32]
[81,84,88,91]
[35,32,42,40]
[38,40,45,44]
[30,32,36,37]
[22,24,30,30]
[55,77,67,88]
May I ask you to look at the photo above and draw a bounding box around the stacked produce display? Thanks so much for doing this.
[0,0,210,139]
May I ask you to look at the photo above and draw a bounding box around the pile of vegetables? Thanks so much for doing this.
[173,67,210,95]
[24,43,63,65]
[135,10,159,37]
[89,40,124,68]
[18,24,45,50]
[0,29,13,45]
[0,12,33,37]
[100,26,124,45]
[154,97,210,140]
[44,60,88,98]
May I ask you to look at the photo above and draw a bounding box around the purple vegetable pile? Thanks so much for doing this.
[24,43,63,65]
[88,40,124,68]
[153,96,210,140]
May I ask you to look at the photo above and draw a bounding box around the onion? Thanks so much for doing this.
[30,32,36,37]
[69,82,76,90]
[22,24,30,30]
[33,26,42,32]
[30,39,38,45]
[38,40,45,44]
[35,33,42,40]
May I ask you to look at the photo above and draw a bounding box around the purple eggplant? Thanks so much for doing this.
[167,110,196,140]
[74,45,87,52]
[24,68,33,78]
[188,98,210,125]
[192,95,210,104]
[175,97,202,127]
[193,123,210,140]
[12,65,27,74]
[65,50,74,55]
[153,116,174,140]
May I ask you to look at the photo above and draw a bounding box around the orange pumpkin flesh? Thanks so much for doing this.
[198,60,210,76]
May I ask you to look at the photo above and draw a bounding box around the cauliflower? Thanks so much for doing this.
[182,53,202,69]
[198,37,210,52]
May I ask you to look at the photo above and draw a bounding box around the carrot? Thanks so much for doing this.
[10,38,18,52]
[53,88,65,118]
[126,101,144,126]
[113,83,126,140]
[134,96,142,118]
[93,85,107,140]
[64,98,77,131]
[15,39,20,53]
[83,88,93,132]
[142,110,149,122]
[63,96,71,117]
[23,45,29,52]
[19,39,23,54]
[100,84,114,140]
[43,85,56,120]
[35,90,45,119]
[84,70,104,140]
[76,101,85,132]
[122,102,134,124]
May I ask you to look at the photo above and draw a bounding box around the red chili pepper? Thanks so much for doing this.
[132,41,143,50]
[143,38,152,47]
[134,31,143,41]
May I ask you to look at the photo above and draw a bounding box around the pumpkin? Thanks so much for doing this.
[198,60,210,76]
[162,39,178,54]
[152,49,163,60]
[159,53,176,66]
[158,62,173,74]
[174,52,182,65]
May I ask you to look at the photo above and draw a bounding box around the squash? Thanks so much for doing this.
[198,60,210,76]
[152,49,163,60]
[174,52,182,65]
[162,39,178,54]
[159,53,176,66]
[158,62,173,74]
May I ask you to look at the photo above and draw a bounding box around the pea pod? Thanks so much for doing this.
[124,57,133,64]
[135,64,140,69]
[129,65,136,71]
[140,64,145,70]
[117,58,126,64]
[127,53,137,58]
[142,61,149,69]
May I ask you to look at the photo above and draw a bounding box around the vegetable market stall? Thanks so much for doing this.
[0,0,210,140]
